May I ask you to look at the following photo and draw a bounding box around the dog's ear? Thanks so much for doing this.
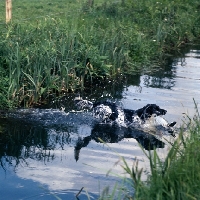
[161,109,167,115]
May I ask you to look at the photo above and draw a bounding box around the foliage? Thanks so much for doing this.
[116,101,200,200]
[0,0,200,107]
[0,54,9,108]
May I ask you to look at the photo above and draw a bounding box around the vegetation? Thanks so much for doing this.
[101,103,200,200]
[1,1,200,199]
[0,0,200,108]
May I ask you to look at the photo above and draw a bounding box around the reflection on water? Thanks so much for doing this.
[123,48,200,125]
[0,109,164,199]
[0,110,165,165]
[0,47,200,199]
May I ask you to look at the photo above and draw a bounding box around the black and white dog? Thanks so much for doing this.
[74,95,176,136]
[73,95,177,161]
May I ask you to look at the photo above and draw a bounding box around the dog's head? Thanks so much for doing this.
[136,104,167,120]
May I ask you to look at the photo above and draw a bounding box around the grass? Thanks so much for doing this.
[104,102,200,200]
[0,0,200,108]
[0,1,200,197]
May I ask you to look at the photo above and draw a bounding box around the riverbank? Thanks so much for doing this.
[0,0,199,108]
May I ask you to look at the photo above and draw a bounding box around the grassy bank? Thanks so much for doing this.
[107,106,200,200]
[0,0,200,108]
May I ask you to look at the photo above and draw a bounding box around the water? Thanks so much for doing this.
[122,49,200,125]
[0,47,200,199]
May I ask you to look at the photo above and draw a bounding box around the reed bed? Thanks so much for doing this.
[0,0,200,108]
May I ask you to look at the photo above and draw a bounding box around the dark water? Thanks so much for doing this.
[0,47,200,199]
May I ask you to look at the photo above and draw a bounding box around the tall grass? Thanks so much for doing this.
[0,0,200,107]
[116,103,200,200]
[0,66,9,108]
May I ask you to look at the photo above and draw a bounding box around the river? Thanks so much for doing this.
[0,47,200,199]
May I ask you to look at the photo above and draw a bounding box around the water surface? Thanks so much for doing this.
[0,47,200,199]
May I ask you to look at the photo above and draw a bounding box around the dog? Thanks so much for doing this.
[74,95,176,136]
[73,95,177,161]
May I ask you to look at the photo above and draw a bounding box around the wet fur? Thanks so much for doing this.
[93,101,167,123]
[74,98,176,135]
[74,98,177,161]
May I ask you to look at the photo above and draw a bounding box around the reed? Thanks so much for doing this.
[0,0,199,107]
[108,103,200,200]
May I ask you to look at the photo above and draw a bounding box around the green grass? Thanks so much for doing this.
[109,102,200,200]
[0,0,200,108]
[0,0,107,23]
